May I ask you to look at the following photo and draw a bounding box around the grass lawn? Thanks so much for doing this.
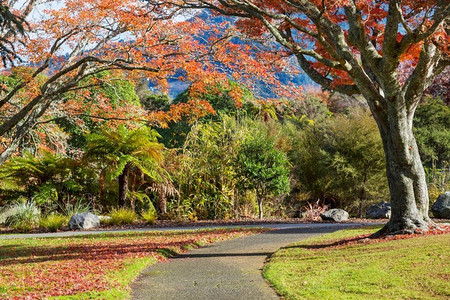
[0,227,265,299]
[264,226,450,300]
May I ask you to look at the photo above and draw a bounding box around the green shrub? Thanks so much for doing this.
[141,203,158,224]
[107,208,137,226]
[4,201,40,232]
[39,214,68,232]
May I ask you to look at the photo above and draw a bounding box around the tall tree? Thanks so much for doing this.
[153,0,449,234]
[0,0,289,164]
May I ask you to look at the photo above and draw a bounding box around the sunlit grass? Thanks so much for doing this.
[264,226,450,299]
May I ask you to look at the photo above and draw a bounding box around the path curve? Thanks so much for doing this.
[131,223,364,300]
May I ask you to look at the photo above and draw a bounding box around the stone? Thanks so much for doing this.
[431,192,450,219]
[366,202,391,219]
[320,209,349,222]
[68,212,100,230]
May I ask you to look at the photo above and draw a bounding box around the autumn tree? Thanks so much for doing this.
[151,0,450,234]
[0,0,289,164]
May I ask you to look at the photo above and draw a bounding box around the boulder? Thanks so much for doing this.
[431,192,450,219]
[320,209,349,222]
[366,202,391,219]
[68,212,100,230]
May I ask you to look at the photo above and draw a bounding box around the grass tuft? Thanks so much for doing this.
[107,208,137,226]
[39,214,68,232]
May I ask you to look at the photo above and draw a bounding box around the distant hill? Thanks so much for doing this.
[163,10,315,98]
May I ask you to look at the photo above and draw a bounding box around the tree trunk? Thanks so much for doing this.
[372,96,433,235]
[118,164,129,208]
[256,192,263,219]
[358,174,367,218]
[158,189,167,215]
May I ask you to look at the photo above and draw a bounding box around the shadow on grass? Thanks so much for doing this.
[0,230,250,267]
[280,235,373,250]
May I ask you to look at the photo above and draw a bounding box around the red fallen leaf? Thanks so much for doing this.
[309,225,450,250]
[0,228,264,299]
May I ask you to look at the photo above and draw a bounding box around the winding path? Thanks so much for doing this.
[131,223,365,300]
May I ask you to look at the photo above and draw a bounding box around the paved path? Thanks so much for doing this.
[131,223,364,300]
[0,222,369,240]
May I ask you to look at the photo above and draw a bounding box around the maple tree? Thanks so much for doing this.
[0,0,290,164]
[148,0,450,235]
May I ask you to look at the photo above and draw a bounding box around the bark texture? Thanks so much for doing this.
[373,96,433,234]
[118,163,130,208]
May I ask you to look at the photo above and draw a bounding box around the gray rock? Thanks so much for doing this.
[320,209,349,222]
[68,212,100,230]
[431,192,450,219]
[366,202,391,219]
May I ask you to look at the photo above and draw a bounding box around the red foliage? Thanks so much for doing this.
[308,225,450,251]
[0,228,264,299]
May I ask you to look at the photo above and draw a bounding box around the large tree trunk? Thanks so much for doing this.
[372,96,433,235]
[118,163,129,208]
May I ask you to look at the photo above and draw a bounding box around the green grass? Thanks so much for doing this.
[264,226,450,300]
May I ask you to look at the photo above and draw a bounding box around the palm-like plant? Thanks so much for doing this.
[84,125,165,207]
[0,151,75,205]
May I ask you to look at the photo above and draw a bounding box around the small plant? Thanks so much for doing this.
[60,199,91,217]
[301,200,328,221]
[107,207,137,226]
[141,203,158,224]
[39,214,68,232]
[4,201,40,232]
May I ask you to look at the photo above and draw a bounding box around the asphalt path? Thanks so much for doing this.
[0,222,369,240]
[130,223,367,300]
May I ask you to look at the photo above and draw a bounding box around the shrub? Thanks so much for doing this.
[39,214,68,232]
[4,201,40,232]
[301,200,328,221]
[141,203,158,224]
[107,208,137,226]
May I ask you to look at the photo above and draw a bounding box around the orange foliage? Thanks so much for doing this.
[0,0,299,156]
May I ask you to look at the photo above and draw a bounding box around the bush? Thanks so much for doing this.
[39,214,68,232]
[301,200,328,221]
[283,109,388,216]
[4,201,40,232]
[141,203,158,224]
[107,208,137,225]
[414,97,450,166]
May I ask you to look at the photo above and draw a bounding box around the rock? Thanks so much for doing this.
[320,209,349,222]
[366,202,391,219]
[68,212,100,230]
[431,192,450,219]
